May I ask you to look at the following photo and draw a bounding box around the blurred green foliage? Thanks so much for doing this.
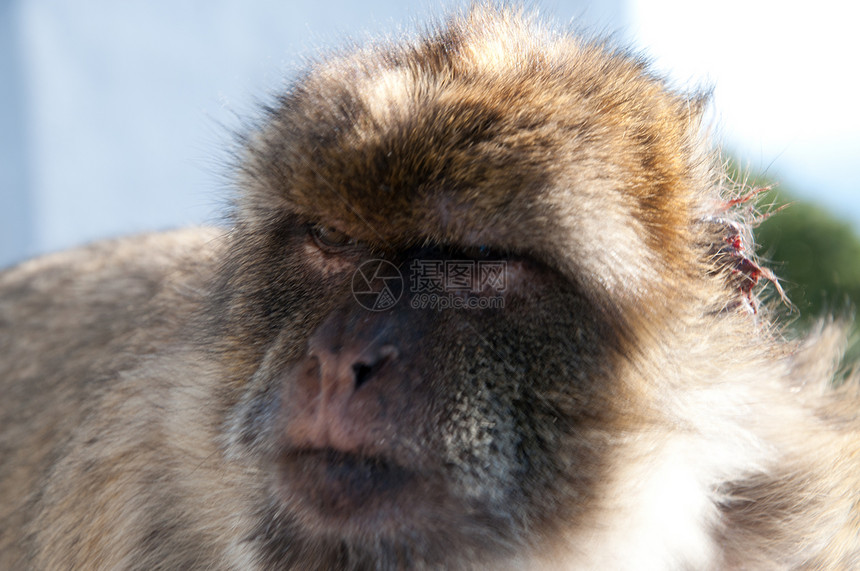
[756,193,860,323]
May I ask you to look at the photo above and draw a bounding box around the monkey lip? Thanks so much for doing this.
[278,447,417,520]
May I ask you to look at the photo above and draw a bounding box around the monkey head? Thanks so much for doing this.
[209,7,722,568]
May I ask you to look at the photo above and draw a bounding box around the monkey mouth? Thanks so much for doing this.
[278,447,417,521]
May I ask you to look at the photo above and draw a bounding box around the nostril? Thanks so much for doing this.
[352,362,374,389]
[351,345,399,390]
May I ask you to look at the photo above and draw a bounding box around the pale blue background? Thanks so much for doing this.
[1,0,856,268]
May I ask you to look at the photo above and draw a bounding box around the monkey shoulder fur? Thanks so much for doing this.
[1,7,858,571]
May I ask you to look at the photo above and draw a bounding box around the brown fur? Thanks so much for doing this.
[2,6,859,570]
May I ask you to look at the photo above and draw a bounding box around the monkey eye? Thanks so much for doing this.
[460,244,496,259]
[309,224,357,250]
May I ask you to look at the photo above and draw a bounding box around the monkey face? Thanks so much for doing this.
[218,215,626,565]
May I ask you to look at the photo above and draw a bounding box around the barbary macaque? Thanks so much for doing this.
[1,5,858,570]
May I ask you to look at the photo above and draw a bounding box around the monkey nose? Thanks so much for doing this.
[287,344,400,453]
[309,342,400,395]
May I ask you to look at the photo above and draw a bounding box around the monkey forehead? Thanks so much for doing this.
[242,6,710,285]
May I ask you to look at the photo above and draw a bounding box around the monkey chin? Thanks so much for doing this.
[277,447,420,532]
